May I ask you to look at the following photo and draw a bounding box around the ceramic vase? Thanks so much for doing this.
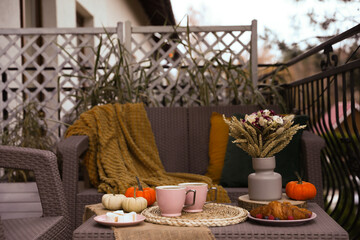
[248,156,282,201]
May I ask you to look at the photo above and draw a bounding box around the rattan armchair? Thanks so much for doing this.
[0,145,70,240]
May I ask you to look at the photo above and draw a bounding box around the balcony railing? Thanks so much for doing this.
[276,24,360,239]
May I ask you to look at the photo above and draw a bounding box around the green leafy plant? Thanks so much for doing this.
[58,30,159,122]
[0,102,53,182]
[169,21,268,107]
[258,64,291,113]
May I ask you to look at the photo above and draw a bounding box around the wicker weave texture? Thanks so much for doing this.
[57,135,89,231]
[0,145,70,240]
[301,131,326,208]
[2,217,65,240]
[72,203,348,240]
[73,215,115,240]
[76,191,103,228]
[146,107,189,173]
[0,216,4,240]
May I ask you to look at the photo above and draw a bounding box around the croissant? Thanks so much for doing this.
[250,201,312,220]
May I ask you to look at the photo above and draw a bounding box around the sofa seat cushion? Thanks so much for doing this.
[3,216,66,240]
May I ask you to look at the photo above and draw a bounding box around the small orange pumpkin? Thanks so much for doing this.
[286,174,317,200]
[125,176,156,206]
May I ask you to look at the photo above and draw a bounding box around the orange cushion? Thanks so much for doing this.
[205,112,229,184]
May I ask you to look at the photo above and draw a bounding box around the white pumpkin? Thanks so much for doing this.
[101,194,126,210]
[122,196,147,213]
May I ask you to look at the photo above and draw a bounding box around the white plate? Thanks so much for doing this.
[94,214,146,227]
[247,212,317,226]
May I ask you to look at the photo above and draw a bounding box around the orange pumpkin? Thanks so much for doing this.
[125,177,156,206]
[286,175,317,200]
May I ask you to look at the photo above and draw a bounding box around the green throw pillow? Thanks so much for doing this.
[219,114,309,188]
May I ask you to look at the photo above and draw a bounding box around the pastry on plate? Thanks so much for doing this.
[250,201,312,220]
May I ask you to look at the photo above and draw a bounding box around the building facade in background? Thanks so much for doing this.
[0,0,175,29]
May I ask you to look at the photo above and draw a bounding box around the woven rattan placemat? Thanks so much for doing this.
[141,203,248,227]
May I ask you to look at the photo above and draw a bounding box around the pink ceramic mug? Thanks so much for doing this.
[155,185,196,217]
[178,182,217,212]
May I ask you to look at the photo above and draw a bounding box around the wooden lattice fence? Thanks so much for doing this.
[0,20,258,143]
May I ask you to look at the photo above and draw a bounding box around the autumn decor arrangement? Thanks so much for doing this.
[101,189,147,213]
[285,174,317,201]
[101,193,126,211]
[223,110,306,158]
[223,109,307,201]
[101,180,148,213]
[122,189,148,213]
[125,177,156,207]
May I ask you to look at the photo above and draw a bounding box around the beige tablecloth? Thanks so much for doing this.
[84,203,215,240]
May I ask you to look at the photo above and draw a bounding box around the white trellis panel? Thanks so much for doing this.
[0,21,257,143]
[123,20,257,107]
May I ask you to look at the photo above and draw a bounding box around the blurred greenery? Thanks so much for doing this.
[0,102,54,182]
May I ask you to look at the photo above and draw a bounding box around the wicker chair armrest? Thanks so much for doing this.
[301,130,326,208]
[0,216,4,240]
[0,146,68,219]
[57,135,89,229]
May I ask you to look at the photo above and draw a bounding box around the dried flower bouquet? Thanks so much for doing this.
[223,110,306,158]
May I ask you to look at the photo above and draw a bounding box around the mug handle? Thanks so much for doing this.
[184,189,196,207]
[205,187,217,204]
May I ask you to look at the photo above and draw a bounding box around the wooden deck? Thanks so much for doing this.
[0,182,42,219]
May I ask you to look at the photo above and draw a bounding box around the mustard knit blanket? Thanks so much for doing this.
[66,103,230,203]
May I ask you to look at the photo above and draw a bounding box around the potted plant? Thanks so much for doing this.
[223,109,306,200]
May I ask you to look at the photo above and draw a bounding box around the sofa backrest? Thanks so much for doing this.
[145,107,189,173]
[146,105,281,174]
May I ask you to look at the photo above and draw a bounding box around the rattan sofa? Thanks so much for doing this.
[0,145,70,240]
[57,105,326,231]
